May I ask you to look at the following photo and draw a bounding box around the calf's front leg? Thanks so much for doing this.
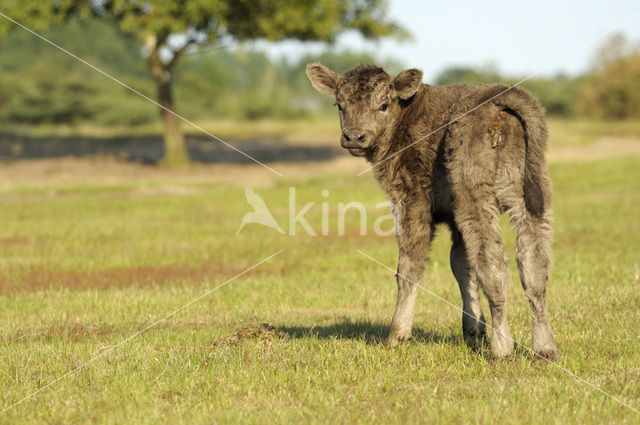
[385,200,432,347]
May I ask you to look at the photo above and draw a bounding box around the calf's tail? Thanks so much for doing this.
[494,87,550,217]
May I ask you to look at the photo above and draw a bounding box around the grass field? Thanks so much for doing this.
[0,124,639,423]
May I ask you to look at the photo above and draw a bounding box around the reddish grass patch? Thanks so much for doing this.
[0,259,274,294]
[43,320,113,341]
[4,320,114,344]
[5,318,226,344]
[0,236,28,247]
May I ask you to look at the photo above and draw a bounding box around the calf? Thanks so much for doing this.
[306,63,557,359]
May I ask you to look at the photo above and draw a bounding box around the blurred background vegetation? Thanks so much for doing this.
[1,17,639,125]
[0,2,639,168]
[0,17,404,125]
[0,0,409,165]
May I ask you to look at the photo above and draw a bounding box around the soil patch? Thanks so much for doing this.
[213,323,286,346]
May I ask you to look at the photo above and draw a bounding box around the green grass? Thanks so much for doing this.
[0,155,639,424]
[547,118,640,146]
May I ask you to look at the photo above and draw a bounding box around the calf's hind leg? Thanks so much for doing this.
[450,229,487,348]
[511,208,557,359]
[455,207,515,358]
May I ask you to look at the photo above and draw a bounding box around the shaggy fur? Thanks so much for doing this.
[306,63,557,359]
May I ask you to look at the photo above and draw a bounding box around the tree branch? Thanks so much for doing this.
[167,41,189,69]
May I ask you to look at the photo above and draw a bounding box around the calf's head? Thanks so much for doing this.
[306,63,423,157]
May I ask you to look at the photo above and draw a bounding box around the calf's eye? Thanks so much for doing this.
[380,104,389,112]
[334,102,343,112]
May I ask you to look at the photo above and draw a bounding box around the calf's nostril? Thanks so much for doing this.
[344,132,365,144]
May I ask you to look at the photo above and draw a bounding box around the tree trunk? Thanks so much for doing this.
[156,76,189,166]
[147,36,189,167]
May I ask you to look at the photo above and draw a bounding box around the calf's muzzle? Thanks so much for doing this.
[341,131,368,149]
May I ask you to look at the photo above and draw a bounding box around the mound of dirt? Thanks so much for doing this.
[214,323,286,346]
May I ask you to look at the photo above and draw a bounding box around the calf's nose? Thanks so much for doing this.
[343,132,366,144]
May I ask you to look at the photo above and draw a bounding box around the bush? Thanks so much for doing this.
[520,76,581,118]
[577,54,640,120]
[2,76,95,124]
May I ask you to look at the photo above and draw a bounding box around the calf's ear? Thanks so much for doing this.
[394,68,423,100]
[306,63,341,96]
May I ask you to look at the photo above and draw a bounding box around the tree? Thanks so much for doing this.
[1,0,408,166]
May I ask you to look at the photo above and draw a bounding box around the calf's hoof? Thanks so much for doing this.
[490,329,515,359]
[463,327,487,349]
[534,348,557,361]
[532,324,557,360]
[384,330,411,348]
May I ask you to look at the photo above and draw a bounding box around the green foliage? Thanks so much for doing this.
[91,0,406,48]
[0,0,90,37]
[3,5,640,125]
[1,74,95,124]
[519,76,582,117]
[0,17,404,124]
[174,48,405,120]
[0,18,156,125]
[577,34,640,120]
[102,0,227,43]
[175,49,287,120]
[225,0,409,42]
[435,65,581,118]
[434,34,640,120]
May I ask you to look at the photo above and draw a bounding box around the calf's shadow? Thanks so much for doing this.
[278,319,460,346]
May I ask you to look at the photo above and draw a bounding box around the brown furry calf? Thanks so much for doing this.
[306,63,557,359]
